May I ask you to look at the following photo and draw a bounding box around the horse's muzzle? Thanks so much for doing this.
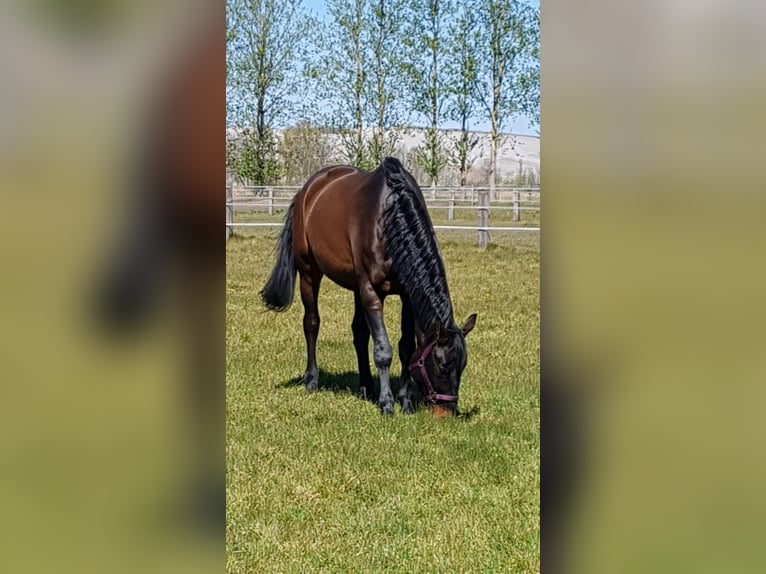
[430,402,457,418]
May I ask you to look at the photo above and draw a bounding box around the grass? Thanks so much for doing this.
[226,229,540,573]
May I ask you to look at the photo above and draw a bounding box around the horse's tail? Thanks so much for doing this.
[260,201,297,311]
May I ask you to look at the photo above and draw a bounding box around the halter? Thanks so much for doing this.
[409,340,459,405]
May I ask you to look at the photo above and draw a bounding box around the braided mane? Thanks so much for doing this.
[380,157,456,335]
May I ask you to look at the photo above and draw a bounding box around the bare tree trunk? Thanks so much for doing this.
[257,96,266,184]
[353,13,364,167]
[459,114,470,186]
[489,116,498,200]
[373,0,385,164]
[430,2,439,193]
[354,89,363,166]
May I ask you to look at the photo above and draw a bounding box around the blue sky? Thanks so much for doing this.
[299,0,540,137]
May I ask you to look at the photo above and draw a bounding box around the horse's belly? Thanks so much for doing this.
[304,223,356,289]
[314,251,357,290]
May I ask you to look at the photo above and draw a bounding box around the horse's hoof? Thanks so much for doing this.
[305,378,319,393]
[379,403,394,416]
[401,401,416,415]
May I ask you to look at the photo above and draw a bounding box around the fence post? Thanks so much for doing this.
[226,182,233,241]
[268,187,274,216]
[448,191,454,221]
[477,189,489,249]
[513,188,520,221]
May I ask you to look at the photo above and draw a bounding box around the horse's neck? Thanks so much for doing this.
[411,288,455,341]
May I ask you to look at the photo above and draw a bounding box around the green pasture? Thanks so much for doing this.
[226,228,540,572]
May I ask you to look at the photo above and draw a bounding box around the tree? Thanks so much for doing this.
[404,0,453,191]
[309,0,407,169]
[365,0,408,164]
[476,0,539,196]
[521,8,540,127]
[311,0,372,168]
[278,121,335,184]
[226,126,281,184]
[445,4,481,186]
[226,0,313,184]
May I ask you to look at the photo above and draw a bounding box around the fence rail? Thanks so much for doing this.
[226,184,540,248]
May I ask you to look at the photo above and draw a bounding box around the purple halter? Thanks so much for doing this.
[409,340,459,405]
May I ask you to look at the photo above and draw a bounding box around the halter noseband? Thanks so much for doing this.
[409,340,459,405]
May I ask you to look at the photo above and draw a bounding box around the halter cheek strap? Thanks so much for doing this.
[409,340,459,404]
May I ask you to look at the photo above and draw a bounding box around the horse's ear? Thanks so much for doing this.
[461,313,477,336]
[434,320,449,344]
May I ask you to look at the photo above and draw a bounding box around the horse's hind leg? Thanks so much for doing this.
[299,272,322,392]
[397,293,417,414]
[352,293,376,401]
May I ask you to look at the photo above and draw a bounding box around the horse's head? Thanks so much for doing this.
[410,313,477,417]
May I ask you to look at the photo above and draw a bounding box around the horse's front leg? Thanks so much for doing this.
[299,272,322,392]
[352,292,376,402]
[359,283,394,416]
[397,293,417,414]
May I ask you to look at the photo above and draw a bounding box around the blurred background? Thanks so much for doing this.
[543,1,766,572]
[0,1,222,572]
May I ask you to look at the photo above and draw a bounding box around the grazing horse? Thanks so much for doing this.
[261,157,477,417]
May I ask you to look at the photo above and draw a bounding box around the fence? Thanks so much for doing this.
[226,184,540,248]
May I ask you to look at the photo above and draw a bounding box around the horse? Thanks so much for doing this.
[261,157,477,417]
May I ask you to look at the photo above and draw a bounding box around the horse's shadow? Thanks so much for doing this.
[276,369,369,396]
[275,369,480,419]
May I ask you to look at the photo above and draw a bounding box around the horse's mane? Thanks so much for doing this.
[380,157,455,335]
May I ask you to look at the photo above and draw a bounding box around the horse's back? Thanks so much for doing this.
[293,165,384,290]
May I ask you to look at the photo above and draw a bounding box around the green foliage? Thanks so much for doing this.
[447,130,480,186]
[445,4,482,185]
[226,0,539,179]
[402,1,453,183]
[366,128,402,166]
[414,127,450,186]
[278,121,336,184]
[227,0,314,182]
[310,0,408,168]
[476,0,540,129]
[475,0,540,186]
[227,230,540,572]
[336,129,373,169]
[311,0,369,166]
[226,127,282,185]
[364,0,408,164]
[227,0,313,125]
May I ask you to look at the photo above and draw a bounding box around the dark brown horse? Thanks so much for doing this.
[261,157,476,417]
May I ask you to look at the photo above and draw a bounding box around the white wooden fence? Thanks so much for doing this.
[226,185,540,249]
